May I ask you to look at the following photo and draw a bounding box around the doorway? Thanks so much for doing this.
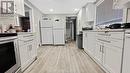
[66,17,77,42]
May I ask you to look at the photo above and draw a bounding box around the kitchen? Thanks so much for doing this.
[0,0,130,73]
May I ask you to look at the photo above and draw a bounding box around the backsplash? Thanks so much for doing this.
[0,17,16,33]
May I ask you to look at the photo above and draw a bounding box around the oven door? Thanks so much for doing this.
[0,39,21,73]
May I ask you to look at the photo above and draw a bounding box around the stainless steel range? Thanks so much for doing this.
[0,33,21,73]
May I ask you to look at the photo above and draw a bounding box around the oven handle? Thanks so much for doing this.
[0,39,15,44]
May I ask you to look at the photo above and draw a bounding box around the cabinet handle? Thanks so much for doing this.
[98,39,111,43]
[23,35,34,38]
[100,45,102,52]
[102,45,104,53]
[24,39,34,43]
[98,33,111,36]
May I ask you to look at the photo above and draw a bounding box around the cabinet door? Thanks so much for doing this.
[87,32,96,56]
[14,0,25,16]
[122,35,130,73]
[41,28,53,44]
[53,17,65,29]
[19,45,30,68]
[86,3,95,21]
[27,42,35,59]
[53,29,65,45]
[29,41,37,59]
[95,41,103,64]
[113,0,124,9]
[104,44,122,73]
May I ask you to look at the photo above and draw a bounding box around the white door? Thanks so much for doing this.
[41,28,53,44]
[40,20,53,28]
[53,29,65,45]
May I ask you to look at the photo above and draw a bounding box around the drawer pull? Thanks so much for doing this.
[23,35,34,38]
[98,34,111,36]
[98,39,111,43]
[24,39,34,42]
[102,46,104,53]
[19,39,34,42]
[100,45,102,52]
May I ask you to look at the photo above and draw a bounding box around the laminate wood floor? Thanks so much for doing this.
[24,42,105,73]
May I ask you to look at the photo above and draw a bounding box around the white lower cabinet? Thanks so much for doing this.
[18,33,37,71]
[83,31,124,73]
[19,44,30,70]
[95,41,104,64]
[53,29,65,45]
[122,34,130,73]
[104,44,122,73]
[84,32,96,57]
[41,28,53,45]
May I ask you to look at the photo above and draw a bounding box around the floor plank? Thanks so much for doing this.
[24,42,105,73]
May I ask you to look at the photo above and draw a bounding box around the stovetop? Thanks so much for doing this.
[0,33,17,37]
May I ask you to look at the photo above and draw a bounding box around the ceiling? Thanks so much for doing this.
[29,0,96,14]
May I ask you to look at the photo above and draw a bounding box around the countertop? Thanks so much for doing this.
[17,32,34,35]
[0,36,17,42]
[0,32,34,42]
[82,29,127,32]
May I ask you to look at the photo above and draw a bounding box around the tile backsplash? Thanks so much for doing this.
[0,16,16,33]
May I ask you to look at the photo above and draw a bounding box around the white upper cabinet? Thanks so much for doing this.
[0,0,25,16]
[86,3,96,22]
[113,0,130,9]
[113,0,123,9]
[14,0,25,16]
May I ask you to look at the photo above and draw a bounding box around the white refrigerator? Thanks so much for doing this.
[40,20,53,45]
[53,19,65,45]
[40,19,65,45]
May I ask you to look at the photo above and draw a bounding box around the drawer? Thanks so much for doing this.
[18,34,35,46]
[18,34,34,40]
[109,32,124,40]
[110,38,124,48]
[18,39,34,46]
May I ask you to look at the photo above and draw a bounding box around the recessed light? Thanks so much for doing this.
[74,8,79,11]
[50,9,54,12]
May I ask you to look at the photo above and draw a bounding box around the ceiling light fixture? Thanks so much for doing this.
[50,9,54,12]
[74,8,79,11]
